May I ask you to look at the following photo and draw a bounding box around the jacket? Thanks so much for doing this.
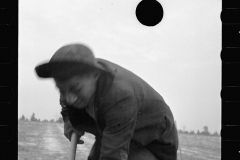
[61,58,178,160]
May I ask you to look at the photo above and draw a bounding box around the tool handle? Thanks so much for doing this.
[69,132,79,160]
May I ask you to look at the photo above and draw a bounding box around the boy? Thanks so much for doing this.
[35,43,178,160]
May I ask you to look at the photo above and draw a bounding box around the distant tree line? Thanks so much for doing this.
[20,114,219,137]
[177,125,220,137]
[19,113,64,123]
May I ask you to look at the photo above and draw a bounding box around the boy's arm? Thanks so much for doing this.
[59,96,84,141]
[60,96,100,137]
[60,95,68,122]
[99,93,138,160]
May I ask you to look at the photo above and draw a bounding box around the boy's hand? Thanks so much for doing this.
[64,118,85,144]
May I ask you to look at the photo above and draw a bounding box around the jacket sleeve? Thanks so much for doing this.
[99,93,138,160]
[59,95,100,136]
[59,95,68,122]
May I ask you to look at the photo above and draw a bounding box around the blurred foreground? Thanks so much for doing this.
[18,120,220,160]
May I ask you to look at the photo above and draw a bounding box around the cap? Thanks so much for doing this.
[35,43,102,79]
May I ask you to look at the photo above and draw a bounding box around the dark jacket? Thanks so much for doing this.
[61,58,178,160]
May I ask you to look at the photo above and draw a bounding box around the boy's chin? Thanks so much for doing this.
[73,102,88,110]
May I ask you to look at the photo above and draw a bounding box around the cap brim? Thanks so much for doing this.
[35,62,53,78]
[35,61,101,79]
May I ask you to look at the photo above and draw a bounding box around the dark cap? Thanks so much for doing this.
[35,43,102,79]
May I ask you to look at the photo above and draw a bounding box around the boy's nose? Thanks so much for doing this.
[66,93,77,105]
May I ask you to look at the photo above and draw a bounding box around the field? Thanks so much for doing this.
[18,120,220,160]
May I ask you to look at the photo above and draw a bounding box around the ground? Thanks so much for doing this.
[18,120,220,160]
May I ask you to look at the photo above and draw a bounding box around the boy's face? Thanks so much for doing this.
[55,73,99,109]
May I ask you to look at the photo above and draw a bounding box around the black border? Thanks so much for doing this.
[221,0,240,159]
[0,0,18,159]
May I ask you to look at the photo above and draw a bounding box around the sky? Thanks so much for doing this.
[19,0,221,133]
